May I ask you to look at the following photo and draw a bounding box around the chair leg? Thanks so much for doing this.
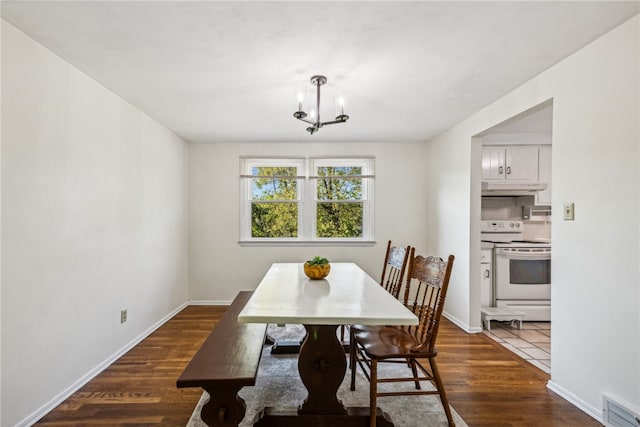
[350,334,357,390]
[428,357,455,427]
[348,330,351,369]
[409,358,421,390]
[369,359,377,427]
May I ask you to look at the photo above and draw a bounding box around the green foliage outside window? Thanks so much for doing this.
[316,202,363,237]
[316,166,363,238]
[251,202,298,237]
[249,165,365,239]
[251,167,298,238]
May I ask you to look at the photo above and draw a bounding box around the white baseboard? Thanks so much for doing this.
[188,299,232,306]
[443,311,482,333]
[16,302,188,427]
[547,380,603,424]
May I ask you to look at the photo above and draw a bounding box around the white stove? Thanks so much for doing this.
[481,220,551,322]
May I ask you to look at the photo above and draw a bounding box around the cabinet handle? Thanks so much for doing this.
[498,166,503,174]
[484,269,490,278]
[506,166,511,175]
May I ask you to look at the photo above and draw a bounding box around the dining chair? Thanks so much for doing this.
[350,249,455,427]
[379,240,411,301]
[345,241,411,343]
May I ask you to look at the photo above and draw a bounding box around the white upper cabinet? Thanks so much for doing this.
[482,146,539,182]
[481,147,506,180]
[535,146,552,205]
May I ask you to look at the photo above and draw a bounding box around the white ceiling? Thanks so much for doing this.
[2,1,638,143]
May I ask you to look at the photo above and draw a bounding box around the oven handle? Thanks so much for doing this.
[495,248,551,260]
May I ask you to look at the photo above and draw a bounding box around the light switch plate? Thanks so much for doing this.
[563,203,575,220]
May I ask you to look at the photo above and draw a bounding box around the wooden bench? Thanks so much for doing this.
[177,291,267,427]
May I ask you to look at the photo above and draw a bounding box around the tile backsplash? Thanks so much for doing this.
[522,221,551,240]
[482,196,551,240]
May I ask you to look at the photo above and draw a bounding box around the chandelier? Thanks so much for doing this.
[293,75,349,135]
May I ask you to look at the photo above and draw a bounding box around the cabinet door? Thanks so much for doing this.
[481,147,506,180]
[505,146,538,181]
[481,264,492,307]
[535,146,552,205]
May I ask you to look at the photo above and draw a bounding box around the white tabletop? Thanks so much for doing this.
[237,262,418,326]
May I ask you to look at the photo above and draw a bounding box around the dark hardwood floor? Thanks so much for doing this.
[35,305,601,426]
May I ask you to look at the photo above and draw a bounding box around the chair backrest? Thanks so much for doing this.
[379,240,411,301]
[402,248,455,352]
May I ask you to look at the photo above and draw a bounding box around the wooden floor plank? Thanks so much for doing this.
[35,306,600,426]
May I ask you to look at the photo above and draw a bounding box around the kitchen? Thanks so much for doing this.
[478,104,553,373]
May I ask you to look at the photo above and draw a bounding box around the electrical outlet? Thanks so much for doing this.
[120,309,127,324]
[563,203,575,220]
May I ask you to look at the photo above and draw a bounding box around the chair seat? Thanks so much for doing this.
[353,326,435,359]
[350,324,384,334]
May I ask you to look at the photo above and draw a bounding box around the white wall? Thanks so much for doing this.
[426,15,639,420]
[1,22,189,426]
[189,141,430,302]
[0,17,4,425]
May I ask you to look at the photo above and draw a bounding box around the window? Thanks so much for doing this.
[240,157,374,244]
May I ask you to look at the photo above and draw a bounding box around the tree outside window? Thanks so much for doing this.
[240,157,373,243]
[315,166,364,238]
[251,166,298,238]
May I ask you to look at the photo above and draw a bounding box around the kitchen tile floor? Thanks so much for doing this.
[483,321,551,374]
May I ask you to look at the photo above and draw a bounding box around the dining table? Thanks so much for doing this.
[237,262,418,427]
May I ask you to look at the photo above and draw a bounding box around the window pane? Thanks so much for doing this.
[251,167,298,201]
[316,167,362,200]
[253,166,298,177]
[252,178,297,200]
[316,202,363,238]
[317,166,362,176]
[251,202,298,237]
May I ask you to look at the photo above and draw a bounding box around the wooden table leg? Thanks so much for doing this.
[253,324,394,427]
[298,324,348,415]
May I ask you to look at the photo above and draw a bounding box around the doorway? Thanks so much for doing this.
[476,100,553,374]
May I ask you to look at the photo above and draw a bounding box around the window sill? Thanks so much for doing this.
[238,240,377,247]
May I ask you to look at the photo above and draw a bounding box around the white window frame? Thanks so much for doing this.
[239,157,305,242]
[308,157,374,243]
[239,156,374,245]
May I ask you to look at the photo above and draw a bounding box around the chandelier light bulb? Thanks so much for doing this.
[337,96,345,116]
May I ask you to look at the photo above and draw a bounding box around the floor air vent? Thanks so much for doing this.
[603,394,640,427]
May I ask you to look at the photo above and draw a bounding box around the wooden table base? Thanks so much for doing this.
[252,325,394,426]
[253,407,394,427]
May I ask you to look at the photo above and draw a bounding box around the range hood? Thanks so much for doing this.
[481,181,547,196]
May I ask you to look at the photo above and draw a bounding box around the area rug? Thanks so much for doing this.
[186,324,467,427]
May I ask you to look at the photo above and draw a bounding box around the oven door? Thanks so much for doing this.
[494,247,551,301]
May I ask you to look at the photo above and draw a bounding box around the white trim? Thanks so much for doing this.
[239,240,376,247]
[188,299,234,306]
[239,154,308,160]
[547,380,603,423]
[467,325,483,333]
[308,155,376,160]
[442,311,478,333]
[308,175,375,179]
[15,302,188,427]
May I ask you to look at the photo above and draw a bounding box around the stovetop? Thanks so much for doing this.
[481,220,551,248]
